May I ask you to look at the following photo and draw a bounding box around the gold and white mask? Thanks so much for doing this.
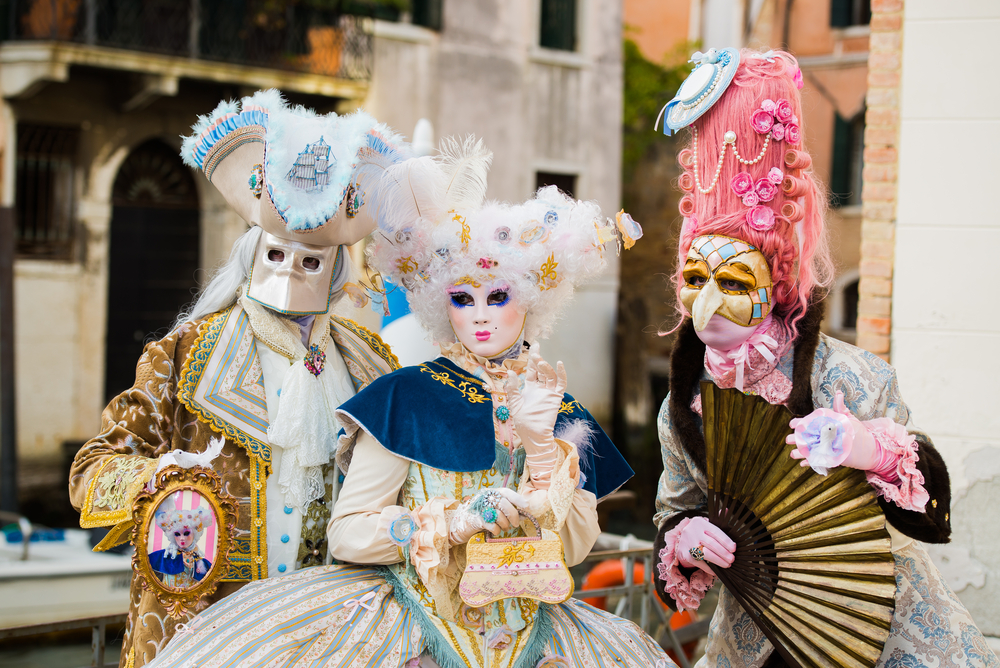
[680,235,773,330]
[247,232,343,315]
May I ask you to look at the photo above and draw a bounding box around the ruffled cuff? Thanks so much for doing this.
[656,518,715,612]
[409,497,458,584]
[863,418,929,513]
[520,438,581,531]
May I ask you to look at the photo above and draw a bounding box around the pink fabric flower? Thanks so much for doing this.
[746,205,776,230]
[775,99,794,122]
[793,69,804,89]
[771,123,785,142]
[755,178,778,203]
[761,99,777,114]
[742,191,760,207]
[750,109,774,135]
[487,625,515,650]
[656,518,716,611]
[767,167,784,184]
[730,172,753,196]
[785,123,801,145]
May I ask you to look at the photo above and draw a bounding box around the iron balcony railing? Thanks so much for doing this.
[1,0,373,80]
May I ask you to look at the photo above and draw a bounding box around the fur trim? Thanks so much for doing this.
[786,297,826,416]
[879,433,952,543]
[668,300,826,473]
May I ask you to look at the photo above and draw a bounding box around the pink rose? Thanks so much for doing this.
[771,123,785,142]
[750,109,774,135]
[755,178,779,203]
[746,205,776,231]
[742,191,760,207]
[768,167,784,184]
[775,99,794,123]
[486,626,514,650]
[784,123,801,145]
[761,99,777,114]
[791,115,799,125]
[794,69,804,90]
[730,172,753,196]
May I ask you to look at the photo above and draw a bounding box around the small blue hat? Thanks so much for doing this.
[655,48,741,136]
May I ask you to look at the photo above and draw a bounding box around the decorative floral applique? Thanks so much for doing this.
[95,458,148,510]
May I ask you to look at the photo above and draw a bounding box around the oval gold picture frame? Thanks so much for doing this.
[131,465,238,618]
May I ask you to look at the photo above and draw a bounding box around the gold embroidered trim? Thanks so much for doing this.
[331,316,401,371]
[80,456,158,529]
[176,307,272,473]
[251,454,268,580]
[124,645,135,668]
[558,399,583,415]
[419,364,490,404]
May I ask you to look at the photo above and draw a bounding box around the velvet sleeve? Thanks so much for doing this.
[69,324,194,550]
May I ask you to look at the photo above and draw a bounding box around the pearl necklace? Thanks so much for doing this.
[692,128,771,195]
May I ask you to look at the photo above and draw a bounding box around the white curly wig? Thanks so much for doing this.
[367,137,612,344]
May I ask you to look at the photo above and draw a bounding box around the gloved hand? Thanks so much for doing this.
[675,516,736,575]
[448,488,528,545]
[506,354,567,478]
[786,391,879,473]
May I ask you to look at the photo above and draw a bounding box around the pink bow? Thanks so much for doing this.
[705,316,778,392]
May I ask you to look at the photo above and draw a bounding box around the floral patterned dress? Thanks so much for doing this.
[147,346,673,668]
[655,323,999,668]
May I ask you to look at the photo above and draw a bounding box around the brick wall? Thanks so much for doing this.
[856,0,904,360]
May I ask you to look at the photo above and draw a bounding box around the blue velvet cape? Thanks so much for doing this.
[336,356,633,500]
[148,549,211,581]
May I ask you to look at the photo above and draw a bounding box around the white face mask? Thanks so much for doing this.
[446,280,526,359]
[247,232,342,315]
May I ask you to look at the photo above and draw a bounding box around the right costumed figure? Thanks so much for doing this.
[651,49,999,667]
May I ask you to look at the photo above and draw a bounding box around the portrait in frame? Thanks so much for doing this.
[132,465,237,618]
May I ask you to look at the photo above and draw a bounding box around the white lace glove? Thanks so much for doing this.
[448,488,528,545]
[505,354,567,480]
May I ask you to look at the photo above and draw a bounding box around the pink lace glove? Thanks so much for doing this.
[786,391,878,474]
[675,516,736,573]
[505,354,567,480]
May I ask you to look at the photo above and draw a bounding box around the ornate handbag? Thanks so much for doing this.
[459,512,574,607]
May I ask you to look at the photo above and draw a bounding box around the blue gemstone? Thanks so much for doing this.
[495,406,510,422]
[277,388,282,397]
[284,506,293,515]
[281,534,290,543]
[277,564,287,573]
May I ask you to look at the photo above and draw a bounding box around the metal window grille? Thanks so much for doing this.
[2,0,373,80]
[412,0,442,31]
[15,123,80,260]
[830,0,871,27]
[539,0,576,51]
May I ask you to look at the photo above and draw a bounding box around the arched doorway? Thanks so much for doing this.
[104,139,200,402]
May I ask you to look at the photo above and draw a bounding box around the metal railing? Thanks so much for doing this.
[1,546,710,668]
[573,544,710,668]
[0,613,126,668]
[1,0,373,79]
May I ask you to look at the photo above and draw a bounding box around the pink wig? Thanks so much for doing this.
[671,50,834,340]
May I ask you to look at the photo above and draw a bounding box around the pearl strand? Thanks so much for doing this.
[692,126,727,195]
[730,133,770,165]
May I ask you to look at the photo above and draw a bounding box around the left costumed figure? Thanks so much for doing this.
[69,90,407,667]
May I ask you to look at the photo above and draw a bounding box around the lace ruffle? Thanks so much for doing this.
[656,518,716,611]
[864,418,929,512]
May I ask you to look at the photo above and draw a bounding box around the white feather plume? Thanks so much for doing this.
[437,135,492,213]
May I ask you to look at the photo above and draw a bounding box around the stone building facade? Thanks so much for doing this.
[2,0,624,497]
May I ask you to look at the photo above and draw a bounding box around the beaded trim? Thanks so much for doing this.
[692,127,771,195]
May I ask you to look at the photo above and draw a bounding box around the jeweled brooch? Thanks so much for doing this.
[304,344,326,377]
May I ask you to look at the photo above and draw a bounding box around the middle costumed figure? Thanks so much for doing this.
[147,139,675,668]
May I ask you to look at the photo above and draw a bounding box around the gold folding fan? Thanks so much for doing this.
[700,381,896,668]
